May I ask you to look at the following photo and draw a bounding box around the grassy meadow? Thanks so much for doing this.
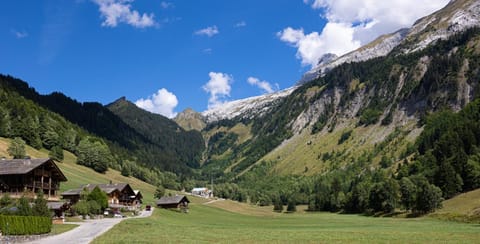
[93,202,480,244]
[0,137,157,204]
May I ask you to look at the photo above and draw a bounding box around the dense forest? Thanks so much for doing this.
[203,28,480,214]
[0,74,201,189]
[1,26,479,216]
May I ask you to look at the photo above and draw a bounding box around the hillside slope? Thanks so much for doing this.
[200,4,480,180]
[106,97,205,168]
[0,137,157,204]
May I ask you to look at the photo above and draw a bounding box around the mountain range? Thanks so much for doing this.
[1,0,480,204]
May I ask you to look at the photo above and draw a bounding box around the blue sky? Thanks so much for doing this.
[0,0,448,117]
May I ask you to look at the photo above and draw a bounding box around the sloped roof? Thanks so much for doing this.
[0,158,67,181]
[156,195,189,205]
[47,201,68,210]
[62,183,133,196]
[61,188,83,196]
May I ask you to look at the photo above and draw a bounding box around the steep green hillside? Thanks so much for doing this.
[0,75,200,175]
[202,27,480,181]
[0,75,185,188]
[106,97,204,169]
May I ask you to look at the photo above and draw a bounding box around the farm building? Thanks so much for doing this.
[0,158,67,201]
[191,187,213,198]
[157,195,190,210]
[61,182,142,210]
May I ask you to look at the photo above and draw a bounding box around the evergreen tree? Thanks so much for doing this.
[7,137,26,159]
[154,185,166,199]
[121,165,131,177]
[49,145,64,161]
[17,196,32,216]
[32,192,51,217]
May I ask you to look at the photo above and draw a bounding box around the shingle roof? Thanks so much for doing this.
[156,195,190,205]
[47,201,67,210]
[0,158,67,181]
[62,183,133,196]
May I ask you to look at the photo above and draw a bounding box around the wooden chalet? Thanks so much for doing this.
[156,195,190,209]
[61,182,141,210]
[0,158,67,201]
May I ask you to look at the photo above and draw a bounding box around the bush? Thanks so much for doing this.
[359,109,382,126]
[0,215,52,235]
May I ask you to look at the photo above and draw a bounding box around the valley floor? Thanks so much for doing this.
[93,203,480,243]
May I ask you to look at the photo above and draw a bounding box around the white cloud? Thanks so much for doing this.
[194,26,219,37]
[203,48,212,54]
[92,0,156,28]
[135,88,179,118]
[202,72,233,109]
[247,77,278,94]
[281,0,449,67]
[160,1,173,9]
[235,21,246,28]
[278,24,359,67]
[12,30,28,39]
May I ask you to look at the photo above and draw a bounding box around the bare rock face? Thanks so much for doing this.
[299,0,480,85]
[174,108,206,131]
[201,87,297,123]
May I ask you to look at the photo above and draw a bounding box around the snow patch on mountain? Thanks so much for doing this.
[404,0,480,53]
[202,87,297,123]
[299,0,480,84]
[299,28,408,84]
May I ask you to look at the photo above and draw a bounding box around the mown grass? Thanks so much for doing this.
[93,203,480,243]
[50,223,79,235]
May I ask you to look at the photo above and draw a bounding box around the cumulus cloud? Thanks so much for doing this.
[281,0,449,67]
[92,0,156,28]
[203,72,233,109]
[278,24,359,67]
[135,88,178,118]
[194,26,219,37]
[235,21,246,28]
[247,77,278,94]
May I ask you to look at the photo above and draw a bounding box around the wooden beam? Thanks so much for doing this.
[49,177,52,199]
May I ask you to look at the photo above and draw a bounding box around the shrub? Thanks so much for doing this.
[0,215,52,235]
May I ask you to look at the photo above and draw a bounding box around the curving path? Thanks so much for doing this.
[29,208,154,244]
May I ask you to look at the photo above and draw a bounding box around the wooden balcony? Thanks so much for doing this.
[0,192,60,201]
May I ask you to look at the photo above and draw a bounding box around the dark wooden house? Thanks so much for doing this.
[0,158,67,201]
[61,182,141,210]
[156,195,190,209]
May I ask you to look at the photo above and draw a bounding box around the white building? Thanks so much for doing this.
[191,187,213,198]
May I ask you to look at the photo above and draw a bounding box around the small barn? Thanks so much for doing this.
[156,195,190,209]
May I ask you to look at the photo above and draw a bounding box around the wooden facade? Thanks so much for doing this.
[61,183,141,209]
[0,158,67,201]
[156,195,190,209]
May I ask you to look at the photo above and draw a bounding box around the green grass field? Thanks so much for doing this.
[93,203,480,243]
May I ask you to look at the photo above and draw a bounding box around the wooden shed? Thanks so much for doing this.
[156,195,190,209]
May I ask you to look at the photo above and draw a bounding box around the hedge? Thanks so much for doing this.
[0,215,52,235]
